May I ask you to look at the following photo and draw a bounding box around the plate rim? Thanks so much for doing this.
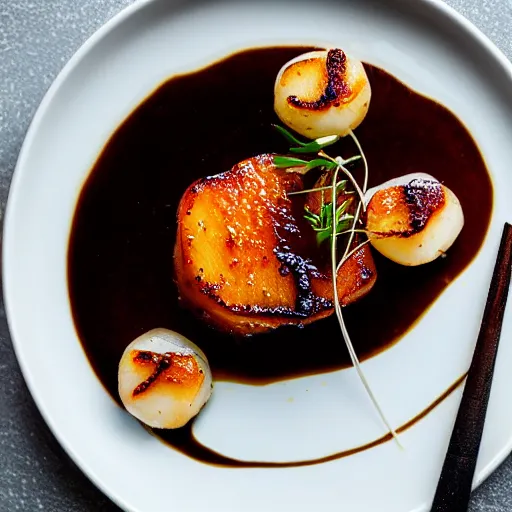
[3,0,512,510]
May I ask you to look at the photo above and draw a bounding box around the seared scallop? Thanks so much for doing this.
[365,174,464,266]
[118,328,212,429]
[274,48,371,139]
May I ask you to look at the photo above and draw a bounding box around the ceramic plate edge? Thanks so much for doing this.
[3,0,512,510]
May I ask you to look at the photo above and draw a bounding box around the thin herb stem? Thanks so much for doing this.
[319,151,360,167]
[335,157,366,208]
[336,239,370,271]
[335,228,368,239]
[348,129,369,188]
[341,155,362,166]
[287,182,347,196]
[330,146,401,448]
[318,150,337,163]
[340,129,369,263]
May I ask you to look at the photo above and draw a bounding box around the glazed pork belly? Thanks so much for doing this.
[174,154,376,335]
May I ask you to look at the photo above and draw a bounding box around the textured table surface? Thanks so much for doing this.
[1,0,512,511]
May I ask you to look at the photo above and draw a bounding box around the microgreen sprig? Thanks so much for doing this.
[273,126,362,247]
[287,180,348,196]
[274,155,338,174]
[304,199,354,245]
[273,124,340,153]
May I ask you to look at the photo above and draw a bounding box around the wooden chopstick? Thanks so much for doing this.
[431,222,512,512]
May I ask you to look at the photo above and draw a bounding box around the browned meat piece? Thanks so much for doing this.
[174,154,376,335]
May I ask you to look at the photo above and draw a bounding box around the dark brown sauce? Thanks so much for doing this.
[68,46,492,466]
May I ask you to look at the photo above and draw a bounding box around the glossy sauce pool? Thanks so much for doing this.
[68,46,492,466]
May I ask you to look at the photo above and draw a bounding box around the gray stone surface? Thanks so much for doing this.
[0,0,511,510]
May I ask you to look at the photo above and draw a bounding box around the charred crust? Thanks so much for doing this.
[287,49,350,111]
[274,248,321,316]
[370,179,445,239]
[278,265,291,277]
[197,277,332,319]
[229,297,333,318]
[200,282,222,297]
[131,351,172,397]
[404,179,445,234]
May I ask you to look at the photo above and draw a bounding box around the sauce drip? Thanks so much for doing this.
[68,46,492,466]
[152,373,467,468]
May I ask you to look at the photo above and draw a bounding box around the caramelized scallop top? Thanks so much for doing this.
[279,49,367,111]
[366,179,446,238]
[129,350,205,401]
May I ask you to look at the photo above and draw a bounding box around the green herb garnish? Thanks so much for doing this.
[305,201,354,245]
[273,156,309,168]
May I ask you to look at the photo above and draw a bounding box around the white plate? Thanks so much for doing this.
[4,0,512,511]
